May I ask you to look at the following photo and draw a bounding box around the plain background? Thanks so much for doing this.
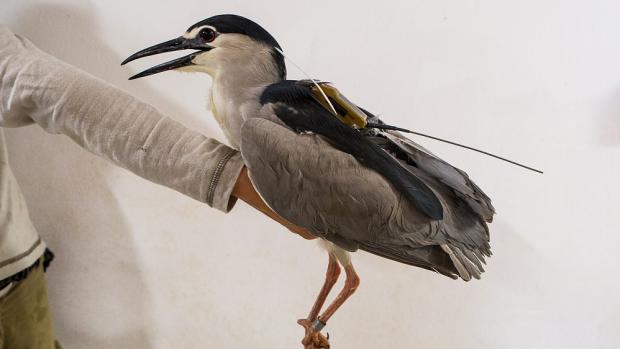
[1,0,619,348]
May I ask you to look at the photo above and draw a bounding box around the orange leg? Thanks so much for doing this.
[298,259,360,348]
[316,263,360,327]
[298,254,340,348]
[308,254,341,321]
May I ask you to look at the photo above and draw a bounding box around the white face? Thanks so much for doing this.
[180,25,278,79]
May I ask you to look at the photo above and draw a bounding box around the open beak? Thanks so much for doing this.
[121,37,213,80]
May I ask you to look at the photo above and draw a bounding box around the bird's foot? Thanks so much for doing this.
[297,318,330,349]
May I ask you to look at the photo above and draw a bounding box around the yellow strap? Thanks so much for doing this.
[311,84,368,129]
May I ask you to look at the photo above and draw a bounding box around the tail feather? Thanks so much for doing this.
[462,248,485,273]
[441,245,471,281]
[453,246,482,280]
[441,245,483,281]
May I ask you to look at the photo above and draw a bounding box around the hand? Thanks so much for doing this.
[232,167,316,240]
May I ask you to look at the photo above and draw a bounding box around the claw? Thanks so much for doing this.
[298,318,330,349]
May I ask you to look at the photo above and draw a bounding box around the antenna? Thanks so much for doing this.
[367,122,543,174]
[274,47,338,116]
[273,48,541,174]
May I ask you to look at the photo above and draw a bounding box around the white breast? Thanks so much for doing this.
[209,83,265,150]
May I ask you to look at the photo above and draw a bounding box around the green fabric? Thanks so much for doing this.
[0,259,60,349]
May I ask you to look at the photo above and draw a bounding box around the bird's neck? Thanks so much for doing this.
[209,66,283,149]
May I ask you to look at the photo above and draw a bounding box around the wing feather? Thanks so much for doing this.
[240,117,490,280]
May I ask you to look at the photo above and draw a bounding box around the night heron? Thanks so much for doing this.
[122,14,495,348]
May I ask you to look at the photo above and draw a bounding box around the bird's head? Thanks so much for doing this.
[122,14,286,82]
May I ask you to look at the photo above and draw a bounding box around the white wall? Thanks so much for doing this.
[2,0,619,348]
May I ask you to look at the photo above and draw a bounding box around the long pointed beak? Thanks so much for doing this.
[121,36,212,80]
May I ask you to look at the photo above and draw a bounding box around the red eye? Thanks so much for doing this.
[199,28,217,42]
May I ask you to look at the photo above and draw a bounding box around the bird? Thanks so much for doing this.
[122,14,495,348]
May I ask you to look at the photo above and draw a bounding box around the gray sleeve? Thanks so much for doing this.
[0,26,243,212]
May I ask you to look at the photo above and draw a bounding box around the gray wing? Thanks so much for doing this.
[240,117,491,280]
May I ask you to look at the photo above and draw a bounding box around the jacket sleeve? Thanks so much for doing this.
[0,26,243,212]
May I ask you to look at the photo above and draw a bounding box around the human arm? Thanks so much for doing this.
[0,25,313,239]
[232,167,316,240]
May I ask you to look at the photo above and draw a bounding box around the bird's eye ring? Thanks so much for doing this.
[199,28,217,42]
